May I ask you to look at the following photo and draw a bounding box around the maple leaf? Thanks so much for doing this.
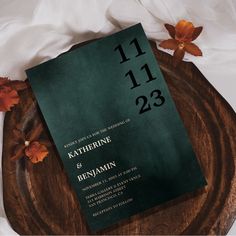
[0,77,28,112]
[11,124,51,164]
[25,141,49,163]
[0,77,28,90]
[160,20,203,66]
[0,77,9,86]
[0,86,20,111]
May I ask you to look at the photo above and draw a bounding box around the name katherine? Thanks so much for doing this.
[68,136,111,159]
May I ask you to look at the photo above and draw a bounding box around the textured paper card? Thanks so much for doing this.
[26,24,206,232]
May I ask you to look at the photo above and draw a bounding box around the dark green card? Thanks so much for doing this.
[26,24,206,232]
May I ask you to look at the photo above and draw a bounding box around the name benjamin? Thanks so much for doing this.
[67,136,111,159]
[77,161,117,182]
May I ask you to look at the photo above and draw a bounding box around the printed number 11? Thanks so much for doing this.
[114,37,165,114]
[114,38,146,64]
[125,64,157,89]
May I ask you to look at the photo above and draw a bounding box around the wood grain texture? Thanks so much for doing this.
[2,41,236,235]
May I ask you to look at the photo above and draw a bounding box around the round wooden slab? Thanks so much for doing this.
[2,41,236,235]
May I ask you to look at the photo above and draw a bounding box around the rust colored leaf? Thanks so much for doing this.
[192,26,203,41]
[10,80,29,91]
[25,141,49,163]
[0,86,20,111]
[175,20,194,42]
[0,77,28,91]
[185,43,203,56]
[0,77,10,86]
[173,48,185,66]
[11,124,50,163]
[159,39,178,50]
[164,24,175,39]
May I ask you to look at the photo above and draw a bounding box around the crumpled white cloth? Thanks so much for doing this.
[0,0,236,235]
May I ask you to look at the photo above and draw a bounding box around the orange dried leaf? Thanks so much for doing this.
[185,43,202,56]
[192,26,203,41]
[0,77,28,90]
[25,141,49,163]
[10,80,28,91]
[0,86,20,111]
[164,24,175,39]
[0,77,10,86]
[159,39,178,50]
[173,48,185,66]
[175,20,194,42]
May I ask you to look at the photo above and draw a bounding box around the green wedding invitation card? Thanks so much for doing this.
[26,24,206,232]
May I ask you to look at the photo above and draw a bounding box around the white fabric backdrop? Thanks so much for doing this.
[0,0,235,235]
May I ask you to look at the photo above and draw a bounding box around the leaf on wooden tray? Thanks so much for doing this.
[10,80,29,91]
[11,124,50,164]
[0,77,28,112]
[0,86,20,111]
[25,141,49,164]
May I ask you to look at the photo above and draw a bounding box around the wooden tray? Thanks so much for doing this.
[2,41,236,235]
